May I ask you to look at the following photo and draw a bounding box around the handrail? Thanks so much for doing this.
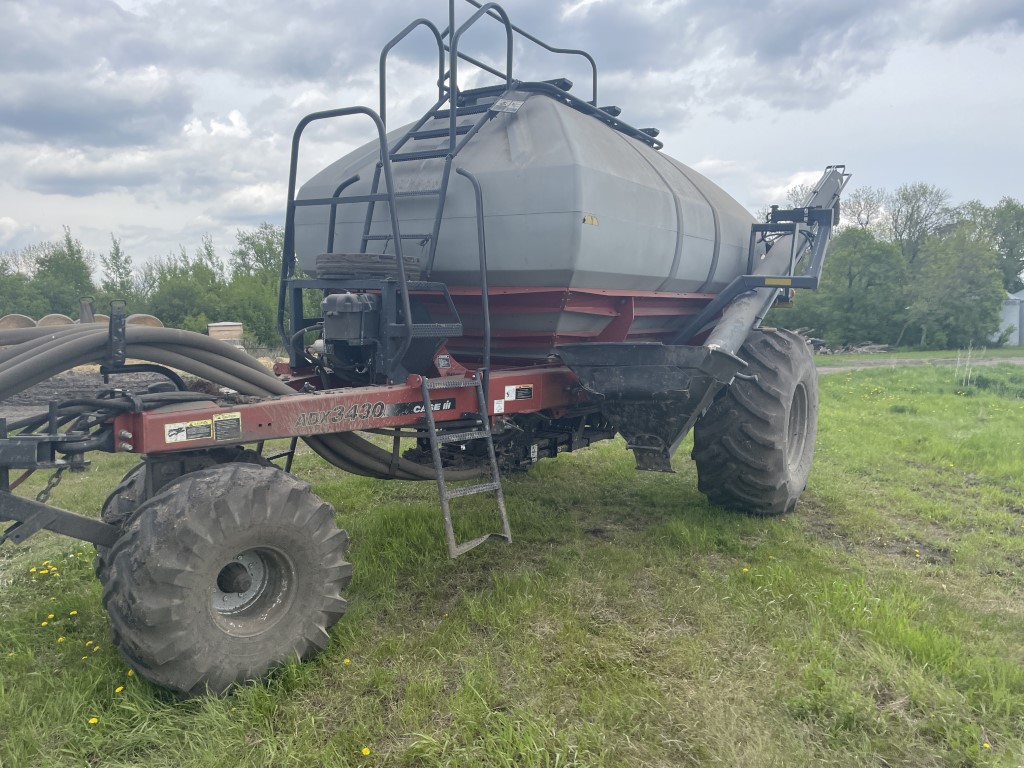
[326,174,361,254]
[461,0,598,105]
[449,3,513,150]
[379,19,446,129]
[455,168,491,395]
[278,106,414,366]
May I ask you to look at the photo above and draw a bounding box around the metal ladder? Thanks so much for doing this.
[418,373,510,558]
[357,97,497,277]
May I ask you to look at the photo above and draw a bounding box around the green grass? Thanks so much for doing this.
[2,364,1023,767]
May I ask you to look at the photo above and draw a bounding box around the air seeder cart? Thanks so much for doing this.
[0,0,848,695]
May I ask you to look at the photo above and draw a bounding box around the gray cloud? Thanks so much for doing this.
[928,0,1024,41]
[0,71,193,148]
[1,0,1022,259]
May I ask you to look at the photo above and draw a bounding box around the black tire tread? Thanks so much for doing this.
[100,463,351,696]
[691,329,818,516]
[93,449,273,580]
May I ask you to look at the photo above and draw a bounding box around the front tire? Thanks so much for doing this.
[100,463,351,696]
[691,329,818,515]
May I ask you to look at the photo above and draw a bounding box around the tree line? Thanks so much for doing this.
[2,182,1022,351]
[776,184,1023,349]
[0,223,284,347]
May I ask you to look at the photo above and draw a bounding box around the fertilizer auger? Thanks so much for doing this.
[0,0,849,696]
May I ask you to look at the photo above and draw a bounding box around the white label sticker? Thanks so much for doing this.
[491,98,524,114]
[504,385,517,401]
[493,399,505,414]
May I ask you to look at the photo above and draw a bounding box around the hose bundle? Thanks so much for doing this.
[0,324,473,481]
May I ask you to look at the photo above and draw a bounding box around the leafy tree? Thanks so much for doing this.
[100,235,135,302]
[841,186,886,231]
[885,183,951,265]
[782,228,906,345]
[223,274,279,347]
[904,225,1005,348]
[0,261,48,317]
[145,237,226,331]
[30,228,96,316]
[219,224,286,347]
[989,197,1024,292]
[230,222,283,281]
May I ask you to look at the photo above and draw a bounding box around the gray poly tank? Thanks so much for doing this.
[294,89,755,295]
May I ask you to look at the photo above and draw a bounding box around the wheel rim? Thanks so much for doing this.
[211,548,293,632]
[786,382,809,469]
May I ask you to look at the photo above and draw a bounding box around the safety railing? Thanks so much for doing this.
[277,106,416,367]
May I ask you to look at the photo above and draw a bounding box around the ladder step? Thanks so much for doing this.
[432,103,491,119]
[446,481,501,499]
[394,189,442,198]
[388,322,463,338]
[436,429,487,445]
[451,532,511,558]
[405,280,450,291]
[391,148,451,162]
[425,376,479,390]
[363,233,432,241]
[408,126,472,140]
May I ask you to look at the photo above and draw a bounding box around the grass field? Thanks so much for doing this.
[1,362,1023,767]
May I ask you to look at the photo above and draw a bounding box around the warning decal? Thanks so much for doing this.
[165,419,213,444]
[214,412,242,442]
[504,384,534,401]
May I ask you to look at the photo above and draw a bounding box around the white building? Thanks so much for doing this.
[997,289,1024,346]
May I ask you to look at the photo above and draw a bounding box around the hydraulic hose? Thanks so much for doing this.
[0,325,479,482]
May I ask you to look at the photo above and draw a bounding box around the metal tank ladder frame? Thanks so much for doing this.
[419,373,511,558]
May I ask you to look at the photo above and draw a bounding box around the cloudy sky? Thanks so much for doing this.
[2,0,1022,266]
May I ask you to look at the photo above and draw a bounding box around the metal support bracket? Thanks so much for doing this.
[0,492,121,548]
[107,301,127,368]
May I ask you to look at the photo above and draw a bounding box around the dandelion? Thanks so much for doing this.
[741,567,749,573]
[127,670,134,677]
[92,646,100,653]
[39,569,49,575]
[86,640,93,646]
[983,743,991,750]
[69,610,78,616]
[87,717,99,725]
[29,567,37,573]
[76,552,82,557]
[50,597,56,602]
[47,614,54,619]
[82,656,88,661]
[361,747,371,756]
[43,560,50,566]
[115,686,125,694]
[344,658,351,665]
[6,652,13,657]
[40,621,48,627]
[57,637,66,643]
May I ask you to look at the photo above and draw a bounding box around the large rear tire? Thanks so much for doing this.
[100,463,351,696]
[691,329,818,516]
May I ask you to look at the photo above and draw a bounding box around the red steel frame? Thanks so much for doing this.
[113,287,717,457]
[114,363,586,456]
[421,286,716,356]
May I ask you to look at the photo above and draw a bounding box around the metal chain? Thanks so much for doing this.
[36,466,66,504]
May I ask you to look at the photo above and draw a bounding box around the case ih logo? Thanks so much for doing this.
[386,398,457,417]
